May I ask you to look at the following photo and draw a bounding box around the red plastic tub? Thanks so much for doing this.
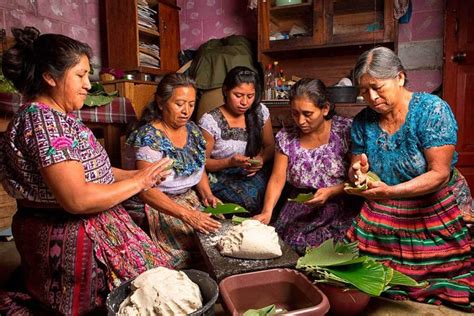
[219,268,329,315]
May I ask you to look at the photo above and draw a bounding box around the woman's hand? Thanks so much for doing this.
[134,157,173,191]
[304,188,332,207]
[349,153,370,184]
[253,211,272,225]
[183,210,221,234]
[349,180,392,200]
[229,154,251,169]
[245,155,264,177]
[201,193,219,208]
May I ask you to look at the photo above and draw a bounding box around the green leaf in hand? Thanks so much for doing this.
[288,192,313,203]
[203,203,248,216]
[248,158,262,166]
[344,171,381,193]
[243,304,276,316]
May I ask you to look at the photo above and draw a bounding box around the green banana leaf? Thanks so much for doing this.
[344,171,381,193]
[231,215,250,224]
[243,304,276,316]
[367,171,381,182]
[84,95,115,107]
[203,203,248,215]
[0,60,18,93]
[248,158,262,166]
[389,268,427,287]
[88,82,118,96]
[382,265,394,287]
[0,77,17,93]
[288,192,313,203]
[296,239,426,297]
[344,183,367,193]
[84,82,119,107]
[297,239,359,268]
[327,260,387,296]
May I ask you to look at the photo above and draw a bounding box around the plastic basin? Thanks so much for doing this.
[317,283,370,316]
[106,269,219,316]
[219,268,329,315]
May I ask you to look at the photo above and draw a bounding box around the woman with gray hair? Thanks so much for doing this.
[346,46,473,310]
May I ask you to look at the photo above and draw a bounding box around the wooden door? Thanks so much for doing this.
[443,0,474,189]
[158,2,180,72]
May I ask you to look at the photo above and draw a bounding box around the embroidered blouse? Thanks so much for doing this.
[351,92,458,185]
[276,115,352,189]
[198,103,270,159]
[125,121,206,194]
[0,102,113,202]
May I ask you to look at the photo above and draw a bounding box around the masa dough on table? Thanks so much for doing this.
[217,219,282,259]
[118,267,202,316]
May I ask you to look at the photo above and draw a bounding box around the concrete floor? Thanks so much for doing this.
[0,239,469,315]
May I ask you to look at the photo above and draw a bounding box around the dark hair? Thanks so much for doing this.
[131,73,196,132]
[353,46,407,86]
[222,66,263,157]
[2,26,92,100]
[289,78,335,120]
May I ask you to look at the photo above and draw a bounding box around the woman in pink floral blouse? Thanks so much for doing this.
[0,27,171,315]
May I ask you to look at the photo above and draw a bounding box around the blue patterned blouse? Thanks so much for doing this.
[126,121,206,178]
[351,92,458,186]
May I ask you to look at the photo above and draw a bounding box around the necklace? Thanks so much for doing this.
[160,121,173,140]
[159,120,187,148]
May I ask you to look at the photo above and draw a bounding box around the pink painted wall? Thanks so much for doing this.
[399,0,445,92]
[178,0,445,93]
[0,0,101,69]
[0,0,443,93]
[177,0,257,50]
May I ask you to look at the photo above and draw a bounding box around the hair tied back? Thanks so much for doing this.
[11,26,40,48]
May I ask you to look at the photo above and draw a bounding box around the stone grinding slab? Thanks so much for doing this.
[196,219,300,282]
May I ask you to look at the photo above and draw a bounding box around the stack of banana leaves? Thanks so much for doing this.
[84,82,118,107]
[296,239,428,296]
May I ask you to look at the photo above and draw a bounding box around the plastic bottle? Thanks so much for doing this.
[264,63,275,100]
[279,68,286,83]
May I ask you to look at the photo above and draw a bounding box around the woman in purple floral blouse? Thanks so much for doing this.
[254,78,361,254]
[0,27,171,315]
